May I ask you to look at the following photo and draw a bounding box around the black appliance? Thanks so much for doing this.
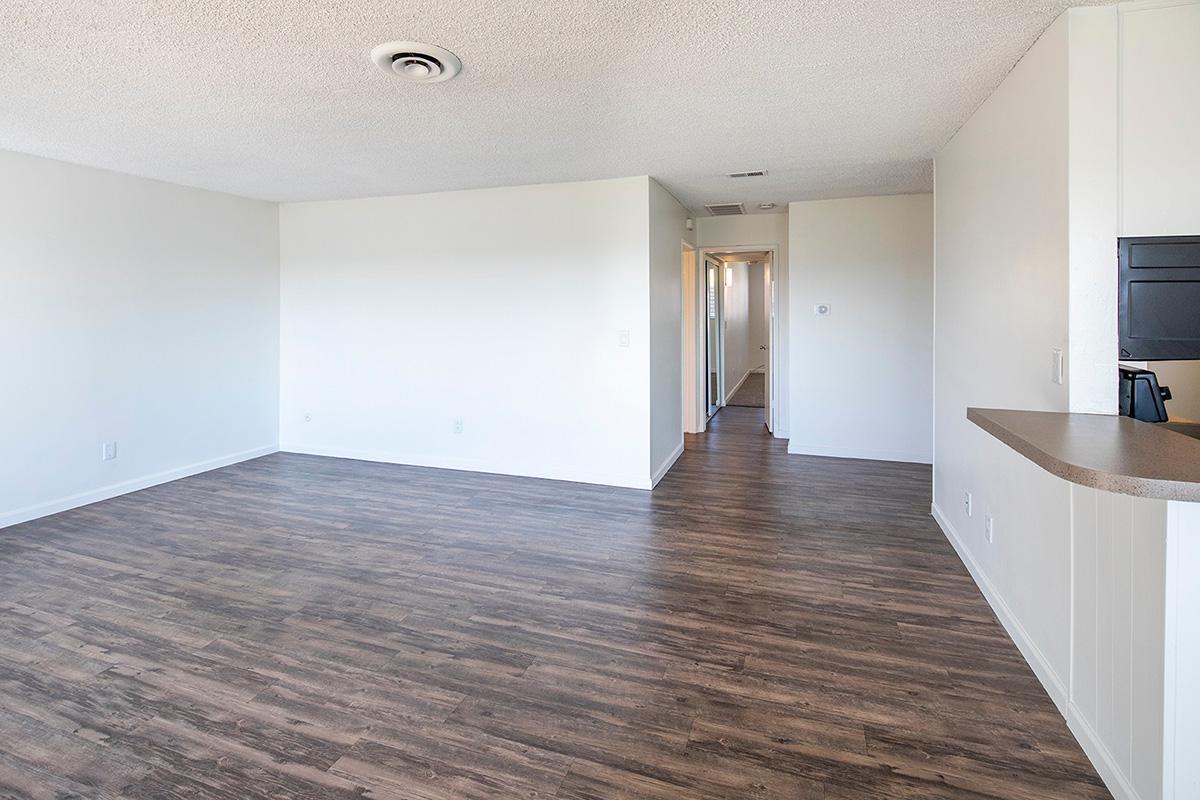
[1119,367,1172,423]
[1118,235,1200,360]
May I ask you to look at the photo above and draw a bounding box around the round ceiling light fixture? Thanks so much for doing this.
[371,41,462,83]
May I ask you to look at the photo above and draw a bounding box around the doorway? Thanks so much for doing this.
[696,247,776,432]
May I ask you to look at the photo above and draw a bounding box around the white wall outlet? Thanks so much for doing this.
[984,513,995,544]
[453,418,464,434]
[814,303,832,317]
[618,330,631,348]
[964,491,973,517]
[101,441,117,461]
[1050,347,1064,385]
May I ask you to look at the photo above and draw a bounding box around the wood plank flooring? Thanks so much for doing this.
[0,407,1110,799]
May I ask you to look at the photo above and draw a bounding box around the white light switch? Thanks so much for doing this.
[618,330,631,348]
[1050,348,1064,385]
[101,441,117,461]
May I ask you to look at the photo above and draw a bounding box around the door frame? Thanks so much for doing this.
[680,241,703,434]
[703,254,726,421]
[698,244,780,433]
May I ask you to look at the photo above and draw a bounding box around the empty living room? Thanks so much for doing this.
[3,1,1199,798]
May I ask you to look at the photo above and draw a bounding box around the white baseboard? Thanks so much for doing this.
[788,441,932,465]
[724,368,754,404]
[931,502,1067,709]
[1065,701,1143,800]
[0,444,278,530]
[650,440,685,488]
[281,443,652,491]
[931,503,1141,800]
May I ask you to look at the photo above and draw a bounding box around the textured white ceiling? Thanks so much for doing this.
[0,0,1106,211]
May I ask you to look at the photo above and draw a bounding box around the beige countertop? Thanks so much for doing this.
[968,408,1200,502]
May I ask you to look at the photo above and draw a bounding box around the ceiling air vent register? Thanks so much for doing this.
[727,170,767,178]
[371,41,462,83]
[705,203,745,216]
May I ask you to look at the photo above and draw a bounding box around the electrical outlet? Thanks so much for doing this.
[101,441,117,462]
[618,330,631,348]
[984,514,995,544]
[453,418,464,435]
[964,491,973,517]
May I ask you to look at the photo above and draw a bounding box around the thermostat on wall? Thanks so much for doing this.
[814,303,831,317]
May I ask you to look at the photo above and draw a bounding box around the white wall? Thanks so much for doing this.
[1157,362,1200,421]
[697,212,789,436]
[649,178,694,482]
[280,176,656,489]
[1120,1,1200,238]
[0,150,280,527]
[748,262,768,371]
[722,261,754,397]
[933,5,1200,798]
[1120,0,1200,425]
[789,194,934,464]
[934,4,1072,704]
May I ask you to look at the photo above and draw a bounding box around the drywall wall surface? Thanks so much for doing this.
[280,176,654,489]
[748,261,768,373]
[933,9,1071,697]
[1068,4,1120,414]
[722,261,754,398]
[1120,0,1200,237]
[649,178,693,482]
[788,194,934,464]
[1156,361,1200,424]
[697,212,789,437]
[0,149,280,527]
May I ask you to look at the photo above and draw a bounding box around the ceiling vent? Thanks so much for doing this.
[371,41,462,83]
[705,203,745,216]
[727,170,767,178]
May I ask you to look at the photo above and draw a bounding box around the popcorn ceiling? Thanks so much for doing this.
[0,0,1109,208]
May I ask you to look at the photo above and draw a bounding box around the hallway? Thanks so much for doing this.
[0,411,1108,798]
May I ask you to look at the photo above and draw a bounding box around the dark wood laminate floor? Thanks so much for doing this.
[0,407,1110,800]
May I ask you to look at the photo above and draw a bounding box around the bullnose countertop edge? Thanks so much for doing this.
[967,407,1200,503]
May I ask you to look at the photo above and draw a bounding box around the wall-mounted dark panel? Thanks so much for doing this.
[1119,236,1200,360]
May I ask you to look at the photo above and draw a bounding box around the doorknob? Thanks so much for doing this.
[759,345,768,350]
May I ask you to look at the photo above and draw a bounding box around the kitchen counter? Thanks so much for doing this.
[968,407,1200,502]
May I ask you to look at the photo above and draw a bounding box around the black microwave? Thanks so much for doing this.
[1119,235,1200,360]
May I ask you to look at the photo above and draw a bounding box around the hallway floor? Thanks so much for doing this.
[0,408,1109,798]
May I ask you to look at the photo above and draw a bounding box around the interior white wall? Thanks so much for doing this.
[933,5,1200,799]
[722,261,754,398]
[1068,4,1120,414]
[697,212,789,437]
[1156,362,1200,421]
[1120,0,1200,426]
[933,5,1073,703]
[788,194,934,464]
[749,262,768,373]
[0,149,280,528]
[1120,1,1200,238]
[280,176,656,490]
[649,178,694,482]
